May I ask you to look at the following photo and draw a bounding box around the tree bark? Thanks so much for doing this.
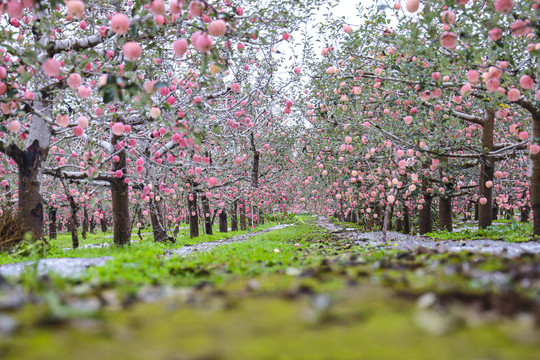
[419,185,433,235]
[59,173,79,249]
[387,204,394,231]
[149,197,168,242]
[90,214,95,234]
[48,207,57,240]
[219,209,228,233]
[382,203,391,242]
[531,116,540,234]
[239,202,247,230]
[521,205,531,223]
[110,133,131,245]
[188,191,199,238]
[258,208,265,225]
[248,213,253,228]
[100,215,108,233]
[82,205,88,240]
[202,193,213,235]
[439,196,452,232]
[374,203,382,229]
[2,82,53,240]
[230,201,238,231]
[396,216,403,233]
[478,109,495,229]
[68,199,79,249]
[250,133,260,188]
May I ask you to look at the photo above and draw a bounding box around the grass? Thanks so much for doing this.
[426,220,534,243]
[0,221,282,265]
[1,216,540,359]
[0,217,540,360]
[84,222,314,293]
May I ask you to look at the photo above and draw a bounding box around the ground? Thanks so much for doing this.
[0,216,539,359]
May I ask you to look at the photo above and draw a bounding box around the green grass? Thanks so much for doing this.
[1,216,540,359]
[0,221,282,265]
[84,221,320,293]
[426,221,534,243]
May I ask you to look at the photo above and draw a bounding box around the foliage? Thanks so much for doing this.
[266,212,299,224]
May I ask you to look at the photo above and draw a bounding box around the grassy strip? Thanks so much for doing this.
[426,220,534,243]
[84,219,323,294]
[0,221,283,265]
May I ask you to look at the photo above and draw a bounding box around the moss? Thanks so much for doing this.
[2,285,539,360]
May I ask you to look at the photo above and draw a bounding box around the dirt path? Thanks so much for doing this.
[317,217,540,257]
[0,224,294,278]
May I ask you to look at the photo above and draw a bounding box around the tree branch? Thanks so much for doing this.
[50,35,103,56]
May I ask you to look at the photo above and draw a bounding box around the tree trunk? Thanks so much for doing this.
[202,193,213,235]
[439,196,452,232]
[521,205,531,223]
[4,94,52,240]
[259,208,265,225]
[48,207,57,240]
[396,216,403,232]
[531,115,540,235]
[239,202,247,230]
[90,214,95,234]
[250,133,260,188]
[82,205,88,240]
[230,201,238,231]
[492,204,499,221]
[403,204,410,234]
[478,110,495,229]
[110,133,131,245]
[188,191,199,238]
[374,203,382,229]
[219,209,228,233]
[382,203,391,242]
[100,216,108,233]
[387,204,394,231]
[149,197,168,242]
[419,187,433,235]
[68,198,79,249]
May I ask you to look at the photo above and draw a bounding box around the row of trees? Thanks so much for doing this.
[2,0,539,243]
[291,0,538,235]
[0,0,324,246]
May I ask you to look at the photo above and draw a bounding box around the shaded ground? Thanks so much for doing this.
[318,217,540,257]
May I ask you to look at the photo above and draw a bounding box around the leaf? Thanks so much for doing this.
[130,24,138,38]
[102,86,116,103]
[123,61,136,72]
[153,81,168,89]
[200,54,209,75]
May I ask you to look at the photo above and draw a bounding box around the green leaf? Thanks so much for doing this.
[102,86,116,103]
[153,81,169,89]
